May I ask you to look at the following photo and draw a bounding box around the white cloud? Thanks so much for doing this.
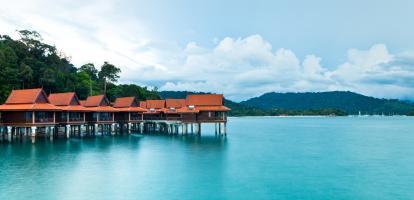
[159,37,414,101]
[2,1,414,101]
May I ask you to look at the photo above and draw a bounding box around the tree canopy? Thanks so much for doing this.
[0,30,160,103]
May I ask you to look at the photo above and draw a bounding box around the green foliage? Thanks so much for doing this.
[79,63,98,80]
[0,30,159,103]
[98,61,121,94]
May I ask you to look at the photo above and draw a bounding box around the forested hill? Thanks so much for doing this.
[0,30,159,102]
[241,91,414,115]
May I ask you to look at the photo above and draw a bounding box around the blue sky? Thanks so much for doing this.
[1,0,414,101]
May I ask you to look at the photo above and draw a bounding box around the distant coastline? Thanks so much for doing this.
[159,91,414,117]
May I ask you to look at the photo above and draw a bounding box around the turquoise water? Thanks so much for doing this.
[1,117,414,199]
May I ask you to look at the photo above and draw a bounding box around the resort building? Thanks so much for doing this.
[82,95,117,124]
[0,88,61,142]
[48,92,87,125]
[185,94,229,123]
[0,88,61,125]
[142,100,166,121]
[113,97,145,133]
[0,88,230,143]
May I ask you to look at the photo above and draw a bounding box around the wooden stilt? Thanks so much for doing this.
[31,126,36,144]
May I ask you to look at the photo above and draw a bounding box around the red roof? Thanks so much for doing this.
[84,95,109,107]
[115,107,146,112]
[165,107,199,114]
[59,105,88,111]
[48,92,79,106]
[0,88,62,111]
[5,88,49,104]
[83,106,119,112]
[113,97,136,108]
[139,101,147,108]
[195,105,230,111]
[186,94,223,106]
[79,100,86,106]
[166,99,186,108]
[146,100,165,109]
[0,103,61,111]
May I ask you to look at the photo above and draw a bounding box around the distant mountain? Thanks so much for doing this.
[241,91,414,115]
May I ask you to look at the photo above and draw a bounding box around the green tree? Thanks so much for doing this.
[98,61,120,94]
[75,71,93,99]
[19,63,33,89]
[80,63,98,80]
[0,30,161,103]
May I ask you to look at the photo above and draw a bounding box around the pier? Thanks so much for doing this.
[0,89,229,143]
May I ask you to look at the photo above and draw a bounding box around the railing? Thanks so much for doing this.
[69,117,84,122]
[166,116,181,121]
[98,113,113,121]
[130,116,142,121]
[143,115,166,121]
[35,118,54,123]
[197,112,227,122]
[99,116,113,121]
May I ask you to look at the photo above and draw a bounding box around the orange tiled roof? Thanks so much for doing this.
[139,101,147,108]
[84,95,108,107]
[166,99,186,108]
[146,100,165,109]
[186,94,223,106]
[79,100,86,106]
[83,106,118,112]
[165,107,199,114]
[48,92,78,106]
[144,109,162,114]
[195,105,230,111]
[0,103,62,111]
[5,88,47,104]
[59,105,88,111]
[115,107,146,112]
[113,97,136,108]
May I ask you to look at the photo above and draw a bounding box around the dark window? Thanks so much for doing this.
[25,112,33,122]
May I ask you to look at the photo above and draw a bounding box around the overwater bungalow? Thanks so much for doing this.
[0,88,60,126]
[185,94,230,134]
[165,98,198,122]
[48,92,87,125]
[114,97,145,122]
[142,100,166,120]
[0,89,230,143]
[113,97,146,133]
[82,95,118,124]
[0,88,61,141]
[185,94,230,123]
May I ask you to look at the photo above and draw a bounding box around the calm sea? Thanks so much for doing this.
[1,117,414,200]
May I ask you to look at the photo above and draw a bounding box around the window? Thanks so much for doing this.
[25,112,33,122]
[35,112,53,123]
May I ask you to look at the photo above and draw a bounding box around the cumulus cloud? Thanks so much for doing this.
[2,1,414,101]
[160,38,414,101]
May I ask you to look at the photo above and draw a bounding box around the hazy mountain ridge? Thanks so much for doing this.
[241,91,414,115]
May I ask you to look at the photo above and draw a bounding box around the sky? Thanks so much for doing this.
[1,0,414,101]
